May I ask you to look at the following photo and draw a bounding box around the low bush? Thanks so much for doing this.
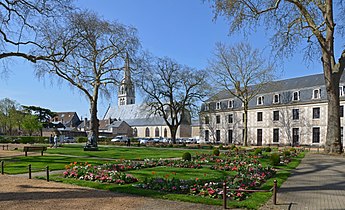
[76,137,88,143]
[270,153,280,166]
[264,147,272,152]
[213,148,220,156]
[283,150,291,157]
[182,152,192,161]
[253,148,262,156]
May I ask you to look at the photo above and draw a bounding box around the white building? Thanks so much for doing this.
[200,73,345,146]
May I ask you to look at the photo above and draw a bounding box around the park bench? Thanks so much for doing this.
[23,146,47,156]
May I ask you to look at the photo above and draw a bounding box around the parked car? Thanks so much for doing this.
[139,138,153,144]
[63,137,75,143]
[111,135,129,142]
[186,138,197,144]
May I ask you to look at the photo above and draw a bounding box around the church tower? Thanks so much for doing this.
[118,53,135,106]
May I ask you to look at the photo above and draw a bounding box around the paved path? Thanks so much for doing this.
[261,153,345,210]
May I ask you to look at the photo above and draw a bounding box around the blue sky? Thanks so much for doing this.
[0,0,324,119]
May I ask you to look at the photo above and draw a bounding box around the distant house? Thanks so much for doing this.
[51,112,82,129]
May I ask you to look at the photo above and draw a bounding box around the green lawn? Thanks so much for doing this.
[2,145,306,209]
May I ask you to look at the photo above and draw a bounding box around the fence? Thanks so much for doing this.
[1,161,50,182]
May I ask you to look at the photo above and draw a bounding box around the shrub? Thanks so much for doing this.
[283,150,291,157]
[264,147,272,152]
[218,144,224,150]
[253,148,262,156]
[213,148,220,156]
[289,147,296,153]
[76,137,88,143]
[182,152,192,161]
[270,153,280,166]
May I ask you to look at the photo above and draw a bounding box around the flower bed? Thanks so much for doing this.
[63,162,138,184]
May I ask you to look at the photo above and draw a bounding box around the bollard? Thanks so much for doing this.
[273,180,277,205]
[28,164,32,179]
[46,166,49,182]
[1,161,4,175]
[2,145,4,150]
[223,181,227,209]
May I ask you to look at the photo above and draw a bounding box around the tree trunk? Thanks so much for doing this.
[243,103,248,146]
[170,126,177,144]
[324,66,342,153]
[89,99,99,147]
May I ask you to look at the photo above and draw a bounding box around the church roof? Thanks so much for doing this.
[104,104,153,120]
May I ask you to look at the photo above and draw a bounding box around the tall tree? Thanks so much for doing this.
[36,11,140,148]
[22,105,56,136]
[0,98,22,135]
[137,56,209,144]
[208,42,275,146]
[208,0,345,153]
[0,0,74,66]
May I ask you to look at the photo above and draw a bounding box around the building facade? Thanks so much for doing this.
[200,73,345,146]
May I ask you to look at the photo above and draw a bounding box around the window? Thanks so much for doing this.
[216,115,221,124]
[313,89,321,99]
[273,110,279,121]
[164,128,168,137]
[292,91,300,101]
[228,100,234,108]
[205,116,209,124]
[228,130,233,144]
[155,127,159,137]
[257,96,264,105]
[273,94,280,104]
[216,102,221,110]
[312,127,320,143]
[340,86,345,97]
[257,112,263,122]
[133,128,138,137]
[313,107,320,119]
[273,128,279,143]
[205,130,209,141]
[145,127,150,137]
[292,109,299,120]
[216,130,221,142]
[340,105,344,118]
[204,103,209,111]
[228,114,233,123]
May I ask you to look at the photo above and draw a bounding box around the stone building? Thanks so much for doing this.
[199,73,345,146]
[103,55,191,139]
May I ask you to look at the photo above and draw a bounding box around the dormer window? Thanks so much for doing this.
[292,91,300,101]
[313,89,321,99]
[257,96,264,105]
[228,100,234,108]
[204,103,209,111]
[216,102,221,110]
[273,94,280,104]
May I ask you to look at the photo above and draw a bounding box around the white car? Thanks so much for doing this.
[111,136,129,142]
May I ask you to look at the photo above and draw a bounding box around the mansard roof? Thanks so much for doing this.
[203,73,345,111]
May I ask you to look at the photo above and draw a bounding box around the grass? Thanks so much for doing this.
[4,145,306,209]
[45,144,212,160]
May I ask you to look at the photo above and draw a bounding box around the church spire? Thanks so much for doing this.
[118,52,135,106]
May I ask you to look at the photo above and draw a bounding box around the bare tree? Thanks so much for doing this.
[36,11,140,148]
[208,42,275,146]
[137,56,209,144]
[207,0,345,153]
[0,0,74,67]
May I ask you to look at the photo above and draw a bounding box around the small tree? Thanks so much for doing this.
[208,42,275,146]
[21,115,42,136]
[36,11,140,148]
[137,56,208,144]
[22,105,56,136]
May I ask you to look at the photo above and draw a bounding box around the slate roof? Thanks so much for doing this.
[103,104,152,120]
[123,117,166,126]
[204,73,345,110]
